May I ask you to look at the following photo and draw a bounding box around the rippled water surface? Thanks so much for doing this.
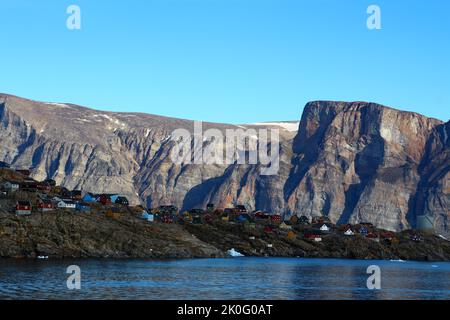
[0,258,449,300]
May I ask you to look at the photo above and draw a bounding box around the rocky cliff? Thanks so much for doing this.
[0,94,448,235]
[284,101,446,233]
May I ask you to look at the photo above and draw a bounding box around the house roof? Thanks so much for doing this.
[17,201,31,206]
[3,180,20,185]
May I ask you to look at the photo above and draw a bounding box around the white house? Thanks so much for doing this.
[344,229,355,236]
[1,181,19,192]
[320,224,330,232]
[279,222,292,230]
[57,200,77,209]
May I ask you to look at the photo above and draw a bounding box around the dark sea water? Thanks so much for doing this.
[0,258,449,300]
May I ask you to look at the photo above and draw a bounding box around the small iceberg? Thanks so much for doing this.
[227,248,244,257]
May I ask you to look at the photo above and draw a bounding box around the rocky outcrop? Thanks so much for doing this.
[284,101,446,233]
[0,209,225,259]
[0,94,448,235]
[410,121,450,234]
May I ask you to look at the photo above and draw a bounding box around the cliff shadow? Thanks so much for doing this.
[337,135,385,225]
[406,121,450,228]
[283,105,337,203]
[181,166,234,212]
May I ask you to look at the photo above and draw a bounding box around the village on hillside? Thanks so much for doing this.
[0,160,436,250]
[0,162,446,258]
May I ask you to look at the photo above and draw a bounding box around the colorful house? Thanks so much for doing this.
[16,201,32,216]
[51,196,62,203]
[183,212,193,223]
[344,229,355,236]
[254,211,270,220]
[36,183,51,192]
[37,199,54,212]
[287,231,296,239]
[115,196,129,206]
[305,233,322,242]
[57,200,77,209]
[236,214,252,222]
[289,215,299,224]
[270,214,282,223]
[358,226,368,236]
[98,194,113,205]
[159,205,178,215]
[20,182,38,192]
[109,195,121,203]
[233,205,247,214]
[1,181,20,192]
[192,216,202,224]
[224,208,234,215]
[381,231,396,240]
[279,222,292,230]
[298,216,310,225]
[312,216,324,224]
[71,190,83,201]
[141,211,154,222]
[82,193,98,203]
[188,208,205,215]
[366,233,380,242]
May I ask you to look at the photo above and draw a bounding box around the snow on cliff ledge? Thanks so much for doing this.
[251,122,300,132]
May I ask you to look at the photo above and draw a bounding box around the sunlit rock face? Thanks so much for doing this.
[0,94,448,235]
[285,101,447,235]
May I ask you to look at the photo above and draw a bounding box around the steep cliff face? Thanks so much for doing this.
[0,94,296,210]
[0,94,448,235]
[411,120,450,235]
[284,101,446,233]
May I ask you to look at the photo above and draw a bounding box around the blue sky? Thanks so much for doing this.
[0,0,448,123]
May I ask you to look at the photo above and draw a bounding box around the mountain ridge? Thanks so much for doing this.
[0,93,448,236]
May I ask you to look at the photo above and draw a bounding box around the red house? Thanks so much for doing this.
[16,201,32,216]
[254,211,270,220]
[37,199,54,212]
[270,215,282,223]
[98,194,112,205]
[381,231,396,240]
[304,233,322,242]
[37,183,51,192]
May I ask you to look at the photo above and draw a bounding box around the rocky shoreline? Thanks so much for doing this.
[1,208,450,261]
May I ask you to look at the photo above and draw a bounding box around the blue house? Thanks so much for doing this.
[82,193,98,203]
[110,194,120,203]
[236,214,252,222]
[359,226,368,236]
[141,211,154,222]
